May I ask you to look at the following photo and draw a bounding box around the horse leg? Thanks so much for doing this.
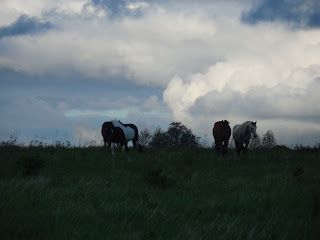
[116,142,124,152]
[222,140,228,154]
[235,142,241,156]
[111,142,116,155]
[241,144,247,155]
[215,140,221,153]
[104,140,111,149]
[244,143,248,154]
[124,142,129,152]
[103,138,109,148]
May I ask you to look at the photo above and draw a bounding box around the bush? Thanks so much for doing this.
[139,128,152,147]
[149,122,200,148]
[149,128,169,148]
[249,134,262,149]
[262,130,277,149]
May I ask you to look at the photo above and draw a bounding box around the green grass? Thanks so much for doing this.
[0,146,319,239]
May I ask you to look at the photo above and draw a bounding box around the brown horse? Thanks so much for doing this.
[212,120,231,154]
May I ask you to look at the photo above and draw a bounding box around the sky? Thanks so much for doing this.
[0,0,319,147]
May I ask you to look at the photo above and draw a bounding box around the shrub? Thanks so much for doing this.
[249,134,262,149]
[139,128,152,147]
[149,122,200,148]
[149,128,169,148]
[262,130,277,149]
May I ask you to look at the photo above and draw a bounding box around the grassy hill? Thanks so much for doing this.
[0,145,319,239]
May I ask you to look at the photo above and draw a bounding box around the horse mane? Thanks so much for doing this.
[222,120,229,125]
[111,120,127,128]
[242,121,252,127]
[118,120,126,127]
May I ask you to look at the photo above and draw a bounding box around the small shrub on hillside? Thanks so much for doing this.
[149,128,169,148]
[294,144,320,153]
[249,134,262,149]
[167,122,199,148]
[139,128,152,147]
[17,155,45,177]
[262,130,277,149]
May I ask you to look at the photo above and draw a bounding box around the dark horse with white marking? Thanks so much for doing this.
[212,120,231,154]
[101,120,139,154]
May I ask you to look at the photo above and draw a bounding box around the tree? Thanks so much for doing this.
[149,128,169,148]
[262,130,277,149]
[167,122,199,148]
[139,128,152,147]
[249,134,262,149]
[149,122,200,148]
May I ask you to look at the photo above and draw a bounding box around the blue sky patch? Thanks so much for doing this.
[242,0,320,28]
[0,15,53,39]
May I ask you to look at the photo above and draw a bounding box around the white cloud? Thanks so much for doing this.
[74,125,101,145]
[0,0,89,26]
[1,0,320,145]
[0,2,217,86]
[163,20,320,145]
[126,1,149,11]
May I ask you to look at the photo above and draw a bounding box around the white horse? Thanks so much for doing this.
[232,121,257,155]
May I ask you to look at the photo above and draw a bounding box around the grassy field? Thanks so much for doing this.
[0,145,319,240]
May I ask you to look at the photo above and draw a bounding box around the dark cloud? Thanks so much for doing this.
[190,80,320,123]
[0,68,168,143]
[0,15,53,39]
[242,0,320,28]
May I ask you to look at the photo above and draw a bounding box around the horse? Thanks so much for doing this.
[212,120,231,154]
[232,121,257,155]
[101,120,140,154]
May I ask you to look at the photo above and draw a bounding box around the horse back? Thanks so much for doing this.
[213,120,231,141]
[111,121,137,142]
[233,123,251,143]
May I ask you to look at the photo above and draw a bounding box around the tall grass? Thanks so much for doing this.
[0,145,319,239]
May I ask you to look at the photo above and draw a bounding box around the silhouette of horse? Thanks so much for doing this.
[212,120,231,154]
[232,121,257,156]
[101,120,140,154]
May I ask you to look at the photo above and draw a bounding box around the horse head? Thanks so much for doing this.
[104,127,114,141]
[249,121,257,138]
